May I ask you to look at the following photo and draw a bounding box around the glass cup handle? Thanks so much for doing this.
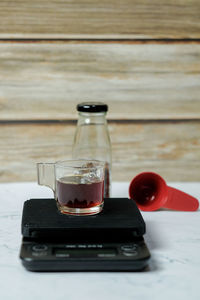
[37,163,55,191]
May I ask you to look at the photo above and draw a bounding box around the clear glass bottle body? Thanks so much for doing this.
[72,111,112,197]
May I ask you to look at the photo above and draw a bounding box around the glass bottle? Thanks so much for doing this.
[72,102,112,197]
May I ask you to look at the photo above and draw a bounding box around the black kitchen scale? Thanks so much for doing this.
[19,198,151,271]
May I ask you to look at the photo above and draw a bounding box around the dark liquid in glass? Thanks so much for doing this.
[56,176,104,208]
[104,162,110,198]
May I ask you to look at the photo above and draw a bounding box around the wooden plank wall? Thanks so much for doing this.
[0,0,200,183]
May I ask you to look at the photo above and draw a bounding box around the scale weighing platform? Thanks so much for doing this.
[19,198,151,271]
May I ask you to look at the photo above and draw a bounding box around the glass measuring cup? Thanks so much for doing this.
[37,160,105,216]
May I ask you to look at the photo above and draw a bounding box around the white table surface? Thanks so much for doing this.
[0,181,200,300]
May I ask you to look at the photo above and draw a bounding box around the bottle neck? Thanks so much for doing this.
[77,112,107,126]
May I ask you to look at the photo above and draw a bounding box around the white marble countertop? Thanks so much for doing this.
[0,181,200,300]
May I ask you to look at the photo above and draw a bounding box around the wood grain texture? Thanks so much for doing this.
[0,121,199,182]
[0,1,200,38]
[0,42,200,121]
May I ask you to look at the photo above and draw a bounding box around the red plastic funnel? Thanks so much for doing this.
[129,172,199,211]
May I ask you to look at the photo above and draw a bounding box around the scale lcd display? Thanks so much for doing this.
[54,248,117,257]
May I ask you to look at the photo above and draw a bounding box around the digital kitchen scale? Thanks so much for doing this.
[19,198,151,271]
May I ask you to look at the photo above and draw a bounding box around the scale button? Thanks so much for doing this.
[121,245,137,252]
[32,244,48,252]
[123,251,138,257]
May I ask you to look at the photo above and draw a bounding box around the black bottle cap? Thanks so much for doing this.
[77,102,108,113]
